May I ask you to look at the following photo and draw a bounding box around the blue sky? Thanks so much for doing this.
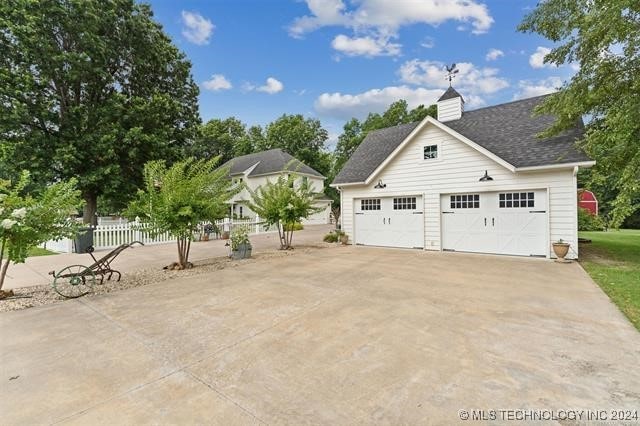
[147,0,576,147]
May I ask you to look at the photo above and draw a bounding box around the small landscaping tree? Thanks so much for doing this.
[126,157,239,270]
[248,173,322,250]
[0,171,82,293]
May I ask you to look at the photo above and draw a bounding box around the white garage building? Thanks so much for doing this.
[331,88,594,259]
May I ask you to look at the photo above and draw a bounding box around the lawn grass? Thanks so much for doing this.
[27,247,56,257]
[579,229,640,330]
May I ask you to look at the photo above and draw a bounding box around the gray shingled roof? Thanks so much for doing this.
[438,86,464,102]
[332,94,590,185]
[220,149,324,178]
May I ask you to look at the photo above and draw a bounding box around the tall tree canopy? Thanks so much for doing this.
[261,114,332,177]
[188,117,252,164]
[519,0,639,226]
[333,100,436,176]
[0,0,200,224]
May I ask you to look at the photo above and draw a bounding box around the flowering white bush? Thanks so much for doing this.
[0,171,82,290]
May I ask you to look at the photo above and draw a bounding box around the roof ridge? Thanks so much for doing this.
[464,93,551,114]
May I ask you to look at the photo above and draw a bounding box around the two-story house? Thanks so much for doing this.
[221,149,332,225]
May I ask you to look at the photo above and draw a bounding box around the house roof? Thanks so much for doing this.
[221,148,324,178]
[438,86,464,102]
[332,94,590,185]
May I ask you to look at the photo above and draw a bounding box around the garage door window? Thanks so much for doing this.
[499,192,534,208]
[393,197,417,210]
[361,199,381,210]
[450,194,480,209]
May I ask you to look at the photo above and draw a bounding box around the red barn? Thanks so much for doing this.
[578,189,598,215]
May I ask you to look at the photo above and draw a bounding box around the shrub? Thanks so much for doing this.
[323,233,338,243]
[323,230,344,243]
[283,222,303,231]
[578,207,605,231]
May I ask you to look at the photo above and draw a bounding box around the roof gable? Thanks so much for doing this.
[220,149,324,178]
[332,95,591,186]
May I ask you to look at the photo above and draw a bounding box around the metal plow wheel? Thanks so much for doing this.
[52,265,96,298]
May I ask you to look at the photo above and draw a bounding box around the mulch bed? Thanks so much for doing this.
[0,244,332,312]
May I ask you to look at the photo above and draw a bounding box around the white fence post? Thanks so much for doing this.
[255,215,260,234]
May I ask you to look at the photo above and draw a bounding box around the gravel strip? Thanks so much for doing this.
[0,244,333,312]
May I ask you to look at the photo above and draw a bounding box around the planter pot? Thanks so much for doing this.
[231,243,252,260]
[552,242,571,263]
[340,234,349,245]
[202,234,210,241]
[221,231,230,240]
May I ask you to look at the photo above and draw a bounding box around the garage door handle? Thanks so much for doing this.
[484,217,487,226]
[529,210,546,213]
[388,217,391,224]
[492,217,495,226]
[383,218,385,224]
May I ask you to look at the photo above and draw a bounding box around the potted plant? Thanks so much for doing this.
[552,239,571,263]
[230,227,252,260]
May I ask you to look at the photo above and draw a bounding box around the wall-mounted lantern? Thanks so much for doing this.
[478,170,493,182]
[374,179,386,189]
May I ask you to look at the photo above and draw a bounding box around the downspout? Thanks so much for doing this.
[338,187,343,230]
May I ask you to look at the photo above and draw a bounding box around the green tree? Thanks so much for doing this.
[125,158,239,270]
[248,173,322,250]
[0,171,82,291]
[189,117,250,164]
[333,100,436,174]
[0,0,200,224]
[262,114,331,176]
[519,0,639,226]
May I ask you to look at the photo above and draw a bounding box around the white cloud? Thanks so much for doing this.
[315,59,508,119]
[315,86,444,120]
[529,46,555,68]
[420,37,435,49]
[398,59,509,95]
[513,77,563,99]
[289,0,493,57]
[181,11,214,45]
[291,0,493,36]
[202,74,232,91]
[256,77,284,94]
[331,34,401,57]
[485,48,504,61]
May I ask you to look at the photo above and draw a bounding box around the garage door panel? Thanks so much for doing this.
[354,196,423,249]
[441,190,548,257]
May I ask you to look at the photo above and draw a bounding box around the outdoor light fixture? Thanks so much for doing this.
[374,179,387,189]
[479,170,493,182]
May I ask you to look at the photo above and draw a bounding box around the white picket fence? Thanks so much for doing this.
[41,217,268,253]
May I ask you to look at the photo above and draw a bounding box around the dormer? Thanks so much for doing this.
[437,86,464,122]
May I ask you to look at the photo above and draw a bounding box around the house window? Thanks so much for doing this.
[360,199,381,211]
[499,192,534,208]
[450,194,480,209]
[393,197,417,210]
[423,145,438,159]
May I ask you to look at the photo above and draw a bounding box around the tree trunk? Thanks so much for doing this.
[0,258,10,292]
[82,192,98,225]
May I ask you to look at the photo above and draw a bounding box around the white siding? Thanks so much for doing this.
[340,124,580,258]
[437,97,463,122]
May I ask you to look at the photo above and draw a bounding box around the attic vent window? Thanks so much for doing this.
[424,145,438,160]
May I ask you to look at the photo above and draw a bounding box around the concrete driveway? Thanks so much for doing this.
[2,246,639,425]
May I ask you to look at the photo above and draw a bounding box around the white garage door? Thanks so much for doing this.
[354,196,424,249]
[441,190,547,257]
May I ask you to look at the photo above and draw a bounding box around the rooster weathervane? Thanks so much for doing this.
[445,63,459,87]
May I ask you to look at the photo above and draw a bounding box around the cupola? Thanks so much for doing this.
[436,86,464,122]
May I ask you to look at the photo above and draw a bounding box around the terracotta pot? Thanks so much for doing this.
[552,242,570,261]
[222,231,230,240]
[202,234,209,241]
